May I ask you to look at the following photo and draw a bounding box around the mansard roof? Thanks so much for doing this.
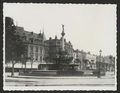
[15,26,45,40]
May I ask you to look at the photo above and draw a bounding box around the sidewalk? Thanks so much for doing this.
[5,72,116,86]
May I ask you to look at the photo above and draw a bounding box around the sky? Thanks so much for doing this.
[3,3,117,56]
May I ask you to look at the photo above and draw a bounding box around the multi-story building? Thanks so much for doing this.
[44,25,74,63]
[74,50,96,70]
[84,52,96,70]
[96,55,115,72]
[64,40,74,57]
[73,49,86,70]
[44,36,62,63]
[15,26,46,68]
[103,55,115,72]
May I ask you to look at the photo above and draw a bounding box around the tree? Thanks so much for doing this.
[5,17,27,76]
[5,17,16,63]
[21,55,31,71]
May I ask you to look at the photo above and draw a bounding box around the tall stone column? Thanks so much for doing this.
[61,24,65,51]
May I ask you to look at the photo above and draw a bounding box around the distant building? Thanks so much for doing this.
[74,50,96,70]
[15,26,45,65]
[65,40,74,57]
[44,25,74,63]
[44,36,62,63]
[103,55,115,72]
[84,52,96,70]
[96,55,115,72]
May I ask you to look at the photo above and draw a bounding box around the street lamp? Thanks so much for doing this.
[98,49,102,78]
[30,56,34,69]
[21,54,24,69]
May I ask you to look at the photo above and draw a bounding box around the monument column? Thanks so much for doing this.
[61,24,65,51]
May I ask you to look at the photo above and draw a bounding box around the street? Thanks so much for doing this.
[4,72,116,86]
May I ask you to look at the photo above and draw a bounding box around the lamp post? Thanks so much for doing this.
[21,54,24,69]
[31,56,34,69]
[56,54,60,70]
[98,49,102,78]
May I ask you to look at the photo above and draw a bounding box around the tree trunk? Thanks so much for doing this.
[25,61,26,71]
[31,61,33,69]
[11,60,14,77]
[22,63,23,69]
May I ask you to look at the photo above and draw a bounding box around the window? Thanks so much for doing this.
[40,47,43,54]
[35,39,40,44]
[36,46,38,52]
[36,54,38,61]
[40,56,42,61]
[30,38,33,43]
[30,46,33,53]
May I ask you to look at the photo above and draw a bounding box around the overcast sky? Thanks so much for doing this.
[3,3,116,56]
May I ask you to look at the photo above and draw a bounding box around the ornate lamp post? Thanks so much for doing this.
[97,49,102,78]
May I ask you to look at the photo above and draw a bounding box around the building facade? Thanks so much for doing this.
[15,26,45,65]
[103,56,115,72]
[73,50,96,70]
[44,25,74,63]
[96,55,115,72]
[44,36,62,63]
[14,25,115,72]
[84,53,96,70]
[73,49,86,70]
